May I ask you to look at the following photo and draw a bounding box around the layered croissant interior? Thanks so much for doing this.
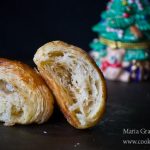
[0,59,53,126]
[37,50,102,126]
[0,42,105,128]
[0,80,25,125]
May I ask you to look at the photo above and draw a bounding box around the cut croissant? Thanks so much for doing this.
[34,41,106,129]
[0,58,54,126]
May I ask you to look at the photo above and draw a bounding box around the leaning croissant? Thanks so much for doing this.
[34,41,106,129]
[0,58,54,126]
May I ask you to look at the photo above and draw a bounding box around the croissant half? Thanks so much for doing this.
[0,58,54,126]
[34,41,106,129]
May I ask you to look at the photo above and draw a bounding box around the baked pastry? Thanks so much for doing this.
[34,41,106,129]
[0,58,54,126]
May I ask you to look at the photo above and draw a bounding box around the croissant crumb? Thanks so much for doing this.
[34,41,106,129]
[0,58,54,126]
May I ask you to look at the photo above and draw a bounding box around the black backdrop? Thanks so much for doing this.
[0,0,107,61]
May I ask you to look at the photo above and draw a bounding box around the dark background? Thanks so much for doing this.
[0,0,107,61]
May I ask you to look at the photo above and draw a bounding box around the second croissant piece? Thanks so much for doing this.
[34,41,106,129]
[0,58,54,126]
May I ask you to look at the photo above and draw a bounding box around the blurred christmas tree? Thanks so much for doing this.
[90,0,150,82]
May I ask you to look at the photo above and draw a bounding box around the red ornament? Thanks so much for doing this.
[123,13,130,18]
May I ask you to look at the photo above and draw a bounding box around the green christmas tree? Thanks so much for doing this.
[90,0,150,82]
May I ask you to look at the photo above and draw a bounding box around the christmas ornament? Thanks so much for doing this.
[123,13,130,18]
[122,0,128,5]
[90,0,150,82]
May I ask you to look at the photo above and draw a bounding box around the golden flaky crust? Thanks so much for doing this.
[34,41,107,129]
[0,58,54,126]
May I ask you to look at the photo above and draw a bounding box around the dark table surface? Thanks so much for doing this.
[0,79,150,150]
